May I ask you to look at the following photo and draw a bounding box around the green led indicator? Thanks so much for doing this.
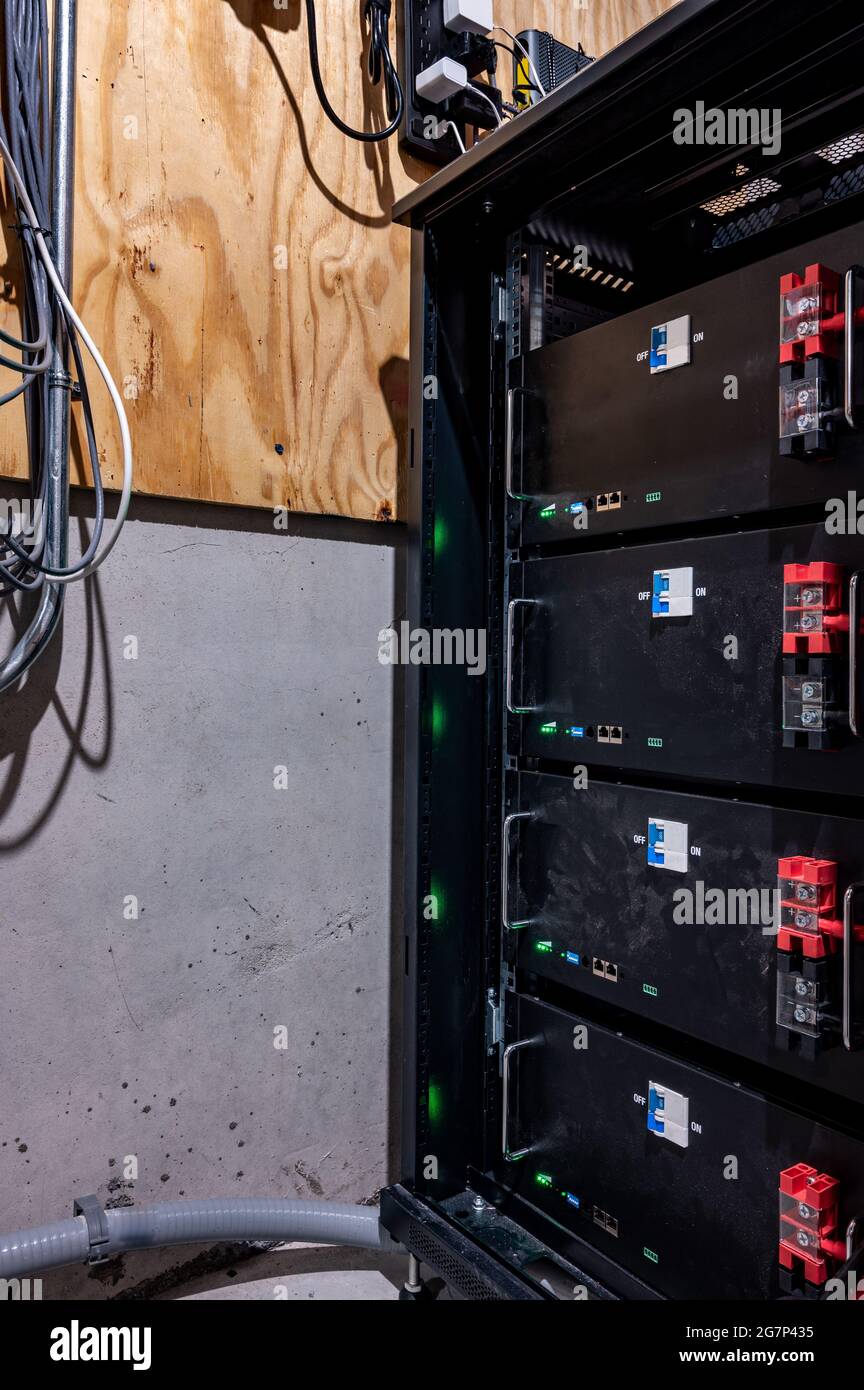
[539,504,557,519]
[535,1172,553,1189]
[646,491,662,503]
[540,721,558,735]
[433,515,449,556]
[643,1246,659,1264]
[647,737,663,748]
[428,875,446,924]
[535,940,553,954]
[427,1083,443,1128]
[431,699,447,744]
[643,983,658,997]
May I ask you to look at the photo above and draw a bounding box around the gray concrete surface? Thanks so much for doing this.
[0,493,403,1299]
[173,1244,408,1300]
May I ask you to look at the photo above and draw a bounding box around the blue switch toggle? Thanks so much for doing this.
[647,1080,690,1148]
[647,820,665,867]
[649,324,668,371]
[652,570,671,617]
[647,1086,666,1134]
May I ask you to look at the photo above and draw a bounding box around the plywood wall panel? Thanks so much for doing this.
[495,0,680,58]
[0,0,674,520]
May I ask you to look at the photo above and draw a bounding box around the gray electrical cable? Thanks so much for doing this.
[0,0,132,620]
[0,1198,398,1278]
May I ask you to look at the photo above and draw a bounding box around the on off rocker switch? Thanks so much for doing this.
[647,1081,689,1148]
[778,264,842,458]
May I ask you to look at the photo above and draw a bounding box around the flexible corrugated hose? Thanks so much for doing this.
[0,1197,398,1279]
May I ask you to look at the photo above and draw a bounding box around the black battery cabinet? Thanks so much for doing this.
[386,0,864,1303]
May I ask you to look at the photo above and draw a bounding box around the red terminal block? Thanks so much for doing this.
[777,857,838,958]
[782,562,847,655]
[776,856,864,956]
[779,1164,845,1287]
[779,264,842,363]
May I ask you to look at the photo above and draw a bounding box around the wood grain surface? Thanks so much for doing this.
[0,0,675,520]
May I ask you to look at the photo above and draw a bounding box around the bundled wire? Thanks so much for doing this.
[305,0,403,142]
[0,0,132,594]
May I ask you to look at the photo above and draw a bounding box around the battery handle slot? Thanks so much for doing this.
[506,598,538,714]
[505,387,530,500]
[849,572,862,738]
[844,265,864,430]
[502,1035,542,1161]
[843,881,864,1052]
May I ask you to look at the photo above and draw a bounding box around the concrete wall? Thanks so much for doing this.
[0,493,402,1298]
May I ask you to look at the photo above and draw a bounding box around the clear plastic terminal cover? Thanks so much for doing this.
[779,1189,824,1250]
[780,381,823,438]
[782,675,826,732]
[780,283,825,344]
[777,968,824,1038]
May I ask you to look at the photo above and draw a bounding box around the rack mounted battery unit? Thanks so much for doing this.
[503,774,864,1097]
[387,0,864,1302]
[507,224,864,548]
[506,523,864,795]
[499,997,864,1301]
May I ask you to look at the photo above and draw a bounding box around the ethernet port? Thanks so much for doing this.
[609,726,623,744]
[596,493,609,511]
[605,1215,619,1237]
[593,1206,606,1228]
[592,958,606,978]
[608,492,622,509]
[597,725,610,743]
[604,962,618,982]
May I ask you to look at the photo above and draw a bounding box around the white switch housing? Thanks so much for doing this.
[648,1081,690,1148]
[444,0,493,34]
[416,57,468,104]
[652,566,694,619]
[650,314,692,373]
[647,817,689,873]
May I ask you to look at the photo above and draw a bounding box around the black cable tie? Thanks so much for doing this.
[48,369,74,391]
[73,1194,111,1265]
[8,220,51,238]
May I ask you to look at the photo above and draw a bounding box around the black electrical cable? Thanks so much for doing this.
[305,0,403,143]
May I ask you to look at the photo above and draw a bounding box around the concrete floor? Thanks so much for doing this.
[174,1245,408,1300]
[0,492,403,1299]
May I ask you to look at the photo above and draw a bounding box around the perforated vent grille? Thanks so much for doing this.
[817,132,864,164]
[825,163,864,203]
[700,177,782,217]
[407,1222,508,1300]
[711,201,782,248]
